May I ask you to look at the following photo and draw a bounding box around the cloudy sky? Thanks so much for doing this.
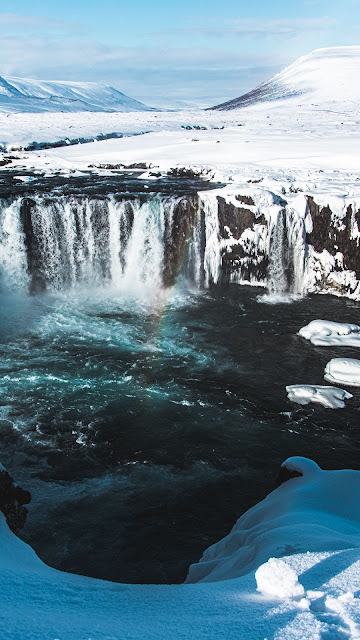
[0,0,359,107]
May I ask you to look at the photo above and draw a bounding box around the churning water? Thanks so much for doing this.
[0,188,359,584]
[0,286,359,583]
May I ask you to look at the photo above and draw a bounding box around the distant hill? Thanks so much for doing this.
[211,46,360,110]
[0,76,153,113]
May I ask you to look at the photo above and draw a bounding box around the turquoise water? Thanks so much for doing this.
[0,285,359,583]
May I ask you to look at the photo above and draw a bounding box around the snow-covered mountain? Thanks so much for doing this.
[0,76,153,113]
[211,46,360,110]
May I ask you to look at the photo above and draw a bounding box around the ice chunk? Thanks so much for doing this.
[298,320,360,346]
[286,384,353,408]
[255,558,305,599]
[324,358,360,387]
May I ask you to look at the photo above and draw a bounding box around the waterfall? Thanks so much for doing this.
[0,200,29,293]
[0,195,208,295]
[267,211,289,296]
[0,191,309,298]
[202,193,222,287]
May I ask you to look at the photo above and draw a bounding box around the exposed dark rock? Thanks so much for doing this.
[0,467,31,534]
[275,466,303,487]
[235,194,255,206]
[217,196,265,241]
[217,196,268,283]
[306,197,360,279]
[163,195,203,287]
[20,197,46,294]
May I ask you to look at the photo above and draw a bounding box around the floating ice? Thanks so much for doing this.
[324,358,360,387]
[286,384,353,408]
[299,320,360,347]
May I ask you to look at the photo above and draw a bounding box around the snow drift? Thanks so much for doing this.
[1,458,360,639]
[186,457,360,583]
[0,76,153,113]
[211,46,360,110]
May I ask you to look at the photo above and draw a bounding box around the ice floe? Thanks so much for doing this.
[286,384,353,408]
[324,358,360,387]
[298,320,360,347]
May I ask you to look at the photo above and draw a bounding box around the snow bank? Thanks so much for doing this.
[1,457,360,639]
[324,358,360,386]
[186,456,360,583]
[299,320,360,347]
[286,384,353,408]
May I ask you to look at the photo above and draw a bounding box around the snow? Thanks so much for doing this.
[255,558,305,599]
[299,320,360,347]
[324,358,360,387]
[286,384,353,409]
[0,457,360,640]
[0,45,359,638]
[1,457,360,639]
[0,76,152,113]
[213,46,360,110]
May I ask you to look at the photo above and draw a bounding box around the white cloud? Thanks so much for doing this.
[0,13,335,105]
[150,17,338,40]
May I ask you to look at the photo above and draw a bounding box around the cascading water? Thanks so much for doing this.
[267,210,289,296]
[0,195,209,295]
[0,200,29,293]
[0,191,309,297]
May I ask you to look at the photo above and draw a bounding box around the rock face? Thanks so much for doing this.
[0,467,31,534]
[306,197,360,293]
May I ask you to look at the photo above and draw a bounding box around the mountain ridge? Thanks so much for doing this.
[210,46,360,110]
[0,76,153,113]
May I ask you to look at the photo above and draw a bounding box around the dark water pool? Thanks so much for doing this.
[0,285,359,583]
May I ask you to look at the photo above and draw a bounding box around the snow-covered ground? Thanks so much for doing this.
[2,457,360,640]
[0,47,359,193]
[213,46,360,110]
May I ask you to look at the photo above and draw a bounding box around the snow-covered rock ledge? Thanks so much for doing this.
[1,458,360,639]
[205,188,360,300]
[186,456,360,583]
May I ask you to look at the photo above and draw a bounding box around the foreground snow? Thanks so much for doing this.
[2,457,360,639]
[286,384,353,408]
[299,320,360,347]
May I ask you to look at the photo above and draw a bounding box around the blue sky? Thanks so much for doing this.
[0,0,359,106]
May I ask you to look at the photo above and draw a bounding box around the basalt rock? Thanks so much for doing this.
[20,197,46,294]
[0,467,31,534]
[275,466,303,487]
[306,197,360,278]
[217,196,268,283]
[163,195,203,287]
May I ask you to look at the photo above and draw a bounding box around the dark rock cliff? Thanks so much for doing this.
[0,466,31,534]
